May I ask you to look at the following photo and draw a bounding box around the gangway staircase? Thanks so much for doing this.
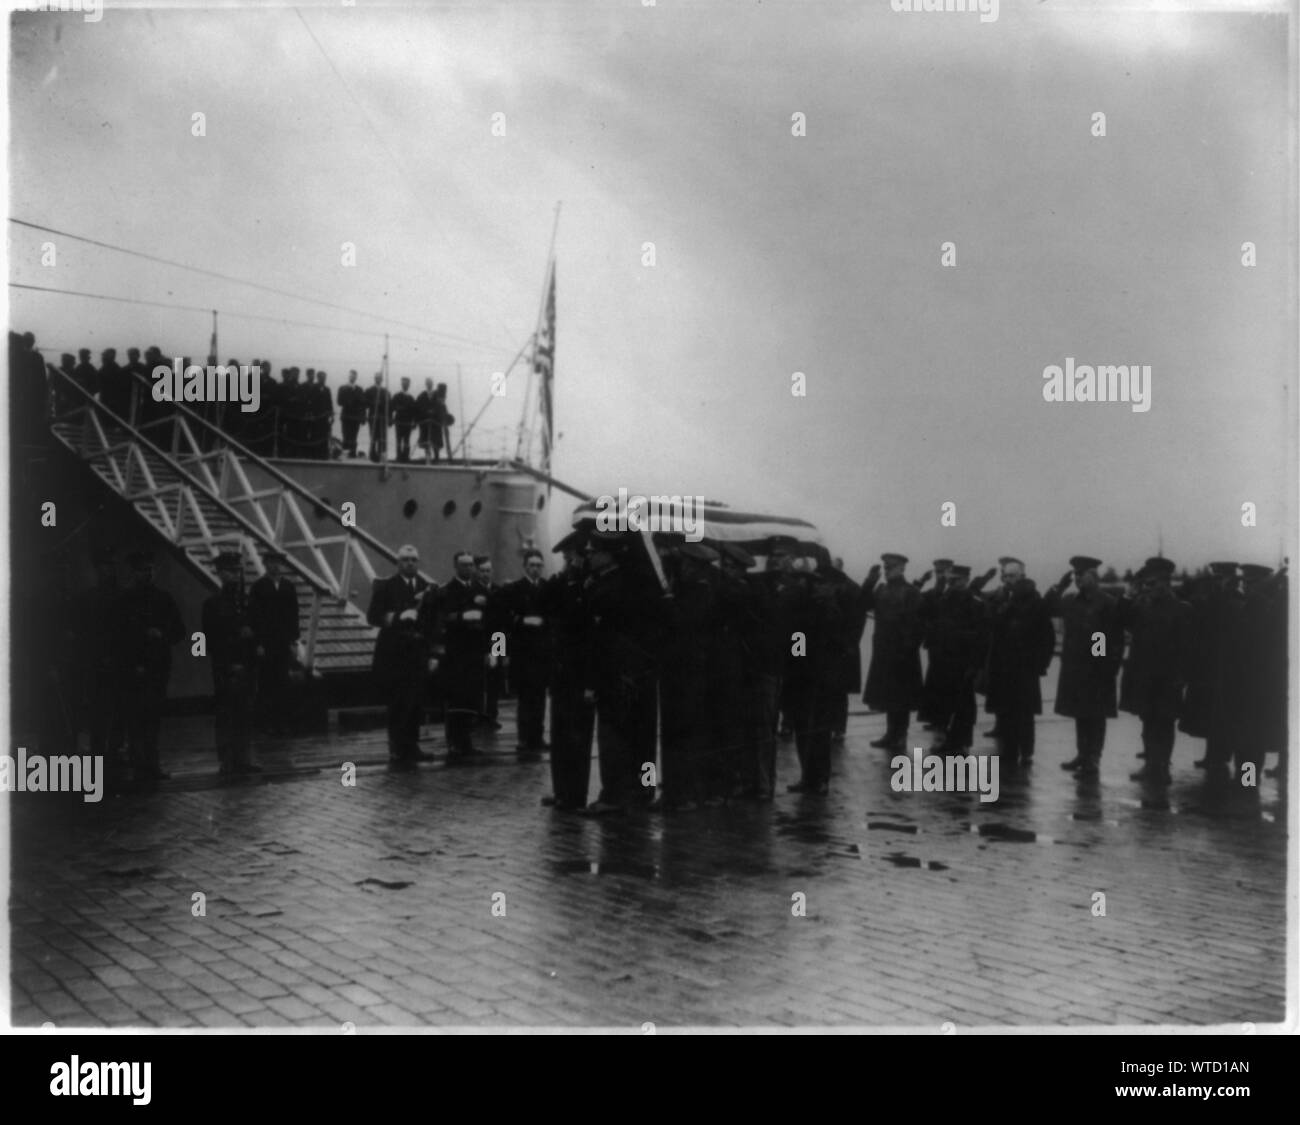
[45,368,432,678]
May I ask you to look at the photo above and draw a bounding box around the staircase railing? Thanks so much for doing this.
[46,368,429,669]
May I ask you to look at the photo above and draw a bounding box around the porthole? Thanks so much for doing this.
[470,501,483,518]
[442,500,456,518]
[403,499,418,519]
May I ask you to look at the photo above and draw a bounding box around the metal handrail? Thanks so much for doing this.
[46,369,383,669]
[113,368,438,586]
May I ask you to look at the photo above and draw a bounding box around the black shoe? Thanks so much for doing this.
[389,758,416,771]
[581,799,622,817]
[869,736,899,750]
[1061,757,1084,771]
[1136,749,1147,759]
[1077,760,1100,777]
[983,728,1000,739]
[540,795,559,806]
[1192,757,1210,769]
[1130,766,1169,783]
[412,750,435,762]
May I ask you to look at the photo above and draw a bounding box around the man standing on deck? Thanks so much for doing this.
[339,371,365,458]
[392,377,416,463]
[365,372,389,462]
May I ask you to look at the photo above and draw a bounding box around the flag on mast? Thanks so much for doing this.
[533,260,556,473]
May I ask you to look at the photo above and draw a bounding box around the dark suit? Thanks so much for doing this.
[202,585,259,770]
[391,391,416,461]
[432,577,490,756]
[338,384,365,455]
[249,573,301,729]
[546,566,594,807]
[367,573,434,758]
[506,576,551,751]
[364,385,390,461]
[983,579,1055,763]
[118,582,185,775]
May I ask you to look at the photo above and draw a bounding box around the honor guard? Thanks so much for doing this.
[982,558,1055,768]
[1048,556,1124,777]
[862,553,924,751]
[1119,557,1193,785]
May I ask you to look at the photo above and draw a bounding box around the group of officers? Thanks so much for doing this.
[27,525,1289,804]
[27,332,458,464]
[33,546,303,786]
[366,534,1289,813]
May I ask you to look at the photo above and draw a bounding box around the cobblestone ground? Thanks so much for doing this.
[6,677,1290,1030]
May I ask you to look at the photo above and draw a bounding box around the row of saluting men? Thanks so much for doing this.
[29,335,456,463]
[362,531,1288,813]
[25,529,1289,802]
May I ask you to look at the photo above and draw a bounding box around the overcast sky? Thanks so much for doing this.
[6,0,1295,580]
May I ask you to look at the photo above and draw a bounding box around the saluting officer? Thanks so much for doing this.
[862,552,924,751]
[434,550,492,762]
[783,549,841,794]
[505,548,552,757]
[202,551,262,776]
[1120,556,1193,785]
[118,551,185,783]
[1047,555,1123,777]
[923,564,987,752]
[366,544,436,767]
[981,557,1055,768]
[917,558,953,728]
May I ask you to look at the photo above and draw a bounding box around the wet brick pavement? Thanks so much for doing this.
[6,682,1291,1030]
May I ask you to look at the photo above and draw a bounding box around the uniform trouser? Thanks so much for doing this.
[125,673,168,771]
[786,676,834,786]
[660,690,703,805]
[1075,716,1107,761]
[444,653,484,754]
[395,423,413,461]
[214,668,255,768]
[483,662,503,721]
[831,689,850,735]
[742,674,781,796]
[386,665,425,757]
[996,707,1036,761]
[514,654,548,749]
[596,673,656,806]
[341,417,361,453]
[550,666,594,805]
[258,648,292,726]
[944,682,977,750]
[369,426,387,462]
[1140,715,1176,770]
[86,666,122,758]
[886,710,910,744]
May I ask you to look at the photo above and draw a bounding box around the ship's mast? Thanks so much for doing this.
[515,202,561,466]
